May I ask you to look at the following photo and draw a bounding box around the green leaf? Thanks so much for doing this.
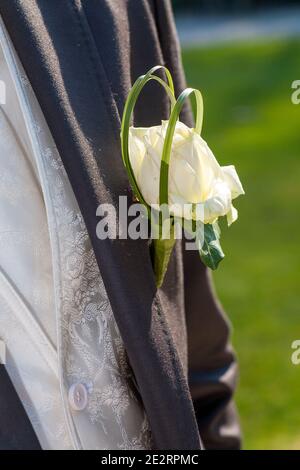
[197,222,225,270]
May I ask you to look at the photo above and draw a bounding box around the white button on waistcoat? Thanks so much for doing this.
[68,383,88,411]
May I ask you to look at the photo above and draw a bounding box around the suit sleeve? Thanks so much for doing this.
[183,249,242,449]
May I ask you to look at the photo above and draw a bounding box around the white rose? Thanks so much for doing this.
[129,120,244,225]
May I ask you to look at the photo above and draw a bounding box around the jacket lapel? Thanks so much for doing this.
[0,0,201,449]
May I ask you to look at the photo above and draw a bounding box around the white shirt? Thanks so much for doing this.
[0,17,151,450]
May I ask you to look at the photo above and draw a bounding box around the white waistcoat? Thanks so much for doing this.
[0,18,151,450]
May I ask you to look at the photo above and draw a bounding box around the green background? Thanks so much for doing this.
[182,39,300,449]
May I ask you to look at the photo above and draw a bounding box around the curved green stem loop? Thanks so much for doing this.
[159,88,204,206]
[120,66,175,213]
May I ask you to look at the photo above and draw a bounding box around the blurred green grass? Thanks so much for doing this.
[182,39,300,449]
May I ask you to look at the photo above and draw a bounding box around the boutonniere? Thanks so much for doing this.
[121,66,244,287]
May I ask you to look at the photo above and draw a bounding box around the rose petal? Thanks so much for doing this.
[227,204,238,226]
[222,165,245,199]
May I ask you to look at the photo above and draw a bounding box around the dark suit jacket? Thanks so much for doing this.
[0,0,241,450]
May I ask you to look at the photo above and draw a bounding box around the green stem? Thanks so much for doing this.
[159,88,204,206]
[120,66,176,215]
[152,89,203,287]
[150,232,176,288]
